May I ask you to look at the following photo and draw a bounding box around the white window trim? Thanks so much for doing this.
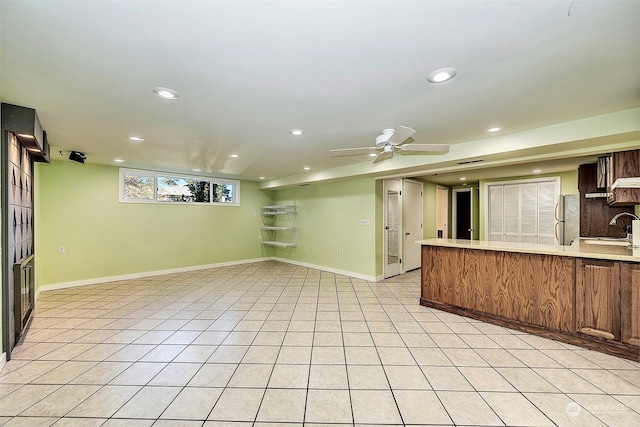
[484,176,560,243]
[119,168,240,206]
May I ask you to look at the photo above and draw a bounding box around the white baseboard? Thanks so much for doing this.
[37,257,380,296]
[270,257,378,282]
[0,353,6,373]
[37,257,270,295]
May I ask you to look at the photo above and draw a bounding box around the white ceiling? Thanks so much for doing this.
[1,0,639,187]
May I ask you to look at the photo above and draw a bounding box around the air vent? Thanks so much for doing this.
[457,159,484,165]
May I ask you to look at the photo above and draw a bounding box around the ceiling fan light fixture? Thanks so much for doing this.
[427,67,457,83]
[152,86,180,100]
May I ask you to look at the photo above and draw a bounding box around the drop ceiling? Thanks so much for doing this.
[1,0,638,188]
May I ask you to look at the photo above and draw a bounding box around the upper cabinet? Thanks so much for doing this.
[578,163,634,237]
[607,149,640,206]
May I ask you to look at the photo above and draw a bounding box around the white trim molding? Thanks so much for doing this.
[36,258,270,298]
[36,257,381,299]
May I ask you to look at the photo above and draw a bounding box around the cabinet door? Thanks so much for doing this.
[576,259,620,340]
[607,150,640,206]
[621,263,640,347]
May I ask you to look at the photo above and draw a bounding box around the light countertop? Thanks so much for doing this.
[416,238,640,262]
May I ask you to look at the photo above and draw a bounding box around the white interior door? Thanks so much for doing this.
[404,179,423,271]
[383,179,403,278]
[436,186,448,239]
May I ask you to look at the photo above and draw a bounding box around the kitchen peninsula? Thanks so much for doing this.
[418,238,640,360]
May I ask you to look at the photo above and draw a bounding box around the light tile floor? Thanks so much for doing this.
[0,261,639,426]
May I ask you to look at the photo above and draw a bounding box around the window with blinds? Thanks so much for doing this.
[486,177,559,245]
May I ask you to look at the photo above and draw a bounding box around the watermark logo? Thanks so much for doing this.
[566,401,582,417]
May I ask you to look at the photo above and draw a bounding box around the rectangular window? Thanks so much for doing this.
[119,168,239,205]
[123,174,154,201]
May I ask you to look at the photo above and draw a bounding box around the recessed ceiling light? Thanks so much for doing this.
[369,153,377,157]
[533,169,542,174]
[114,158,125,163]
[152,87,180,100]
[460,177,466,181]
[488,126,502,132]
[128,136,144,142]
[289,129,305,136]
[427,67,457,83]
[192,168,201,172]
[229,154,239,158]
[303,166,310,170]
[259,176,265,180]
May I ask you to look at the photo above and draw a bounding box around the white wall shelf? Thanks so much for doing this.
[261,204,297,248]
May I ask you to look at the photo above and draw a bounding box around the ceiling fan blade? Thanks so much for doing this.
[330,147,379,157]
[399,143,450,152]
[388,126,416,145]
[373,150,393,164]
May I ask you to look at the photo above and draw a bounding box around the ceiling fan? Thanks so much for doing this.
[330,126,449,164]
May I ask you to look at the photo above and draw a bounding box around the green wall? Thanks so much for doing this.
[32,162,630,291]
[272,178,378,279]
[34,160,274,288]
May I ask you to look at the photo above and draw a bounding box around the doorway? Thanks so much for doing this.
[436,186,448,239]
[383,179,403,278]
[453,189,472,239]
[453,187,479,240]
[403,179,423,271]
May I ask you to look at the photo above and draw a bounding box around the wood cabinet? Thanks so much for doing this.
[421,246,574,332]
[607,149,640,206]
[578,163,634,237]
[420,242,639,360]
[575,259,621,340]
[621,262,640,347]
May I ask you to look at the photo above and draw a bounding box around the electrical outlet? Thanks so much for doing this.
[58,246,65,254]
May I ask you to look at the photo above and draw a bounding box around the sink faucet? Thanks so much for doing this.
[609,212,640,247]
[609,212,640,225]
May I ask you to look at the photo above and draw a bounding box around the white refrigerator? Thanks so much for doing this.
[555,194,580,245]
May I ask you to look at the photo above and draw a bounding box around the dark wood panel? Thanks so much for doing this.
[621,263,640,347]
[607,150,640,206]
[579,163,634,237]
[575,259,620,340]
